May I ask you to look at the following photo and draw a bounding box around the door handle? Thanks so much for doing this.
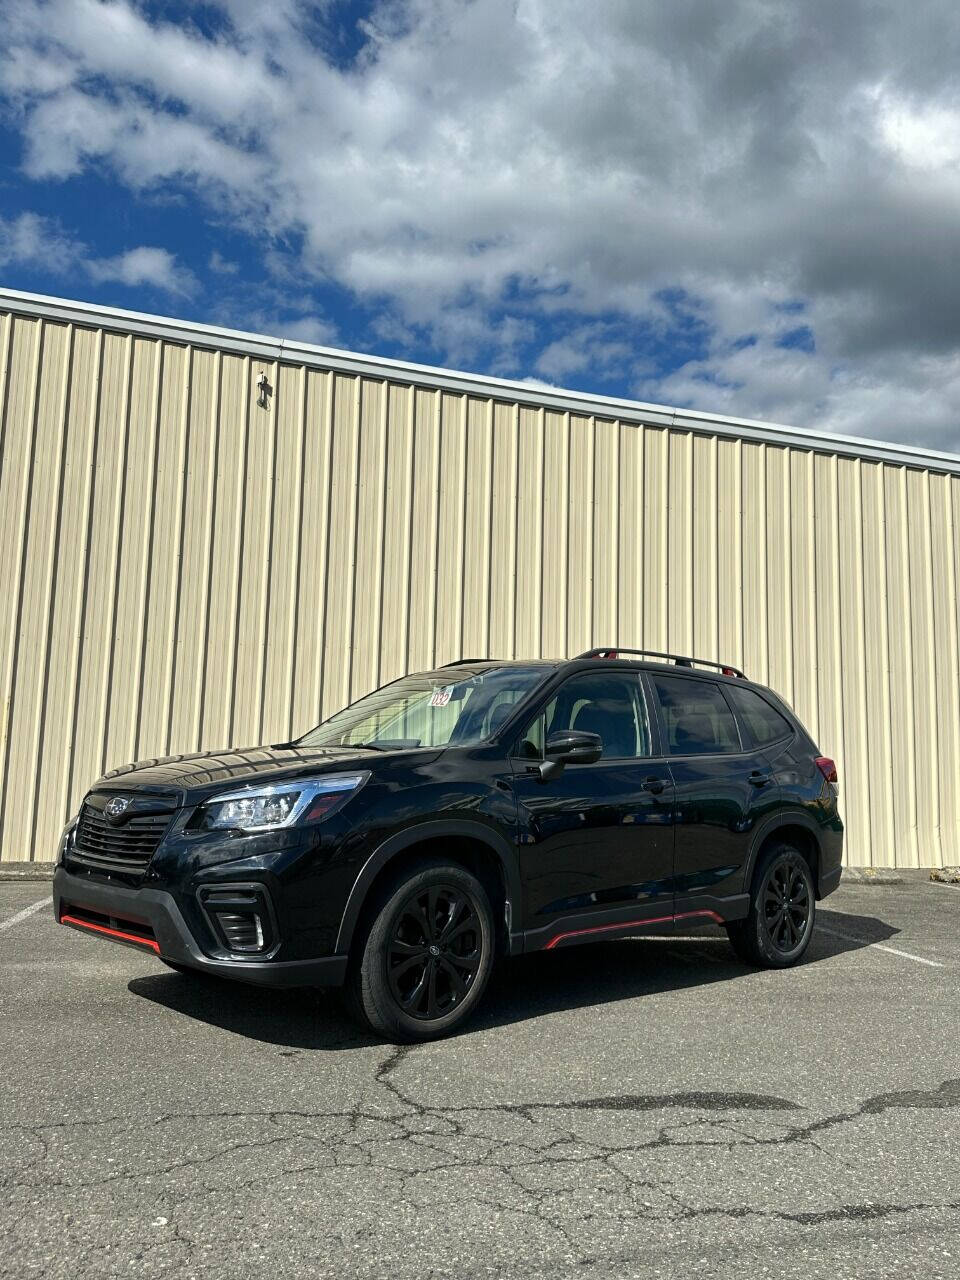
[749,771,771,787]
[642,775,667,794]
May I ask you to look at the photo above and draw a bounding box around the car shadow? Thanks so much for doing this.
[473,907,901,1033]
[127,906,900,1051]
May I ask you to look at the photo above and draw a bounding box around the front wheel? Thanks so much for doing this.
[346,861,496,1042]
[727,843,815,968]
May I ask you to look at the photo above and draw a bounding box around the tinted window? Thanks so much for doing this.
[651,675,740,755]
[728,685,793,747]
[516,671,652,760]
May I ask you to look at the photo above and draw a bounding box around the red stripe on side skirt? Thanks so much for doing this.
[544,908,725,951]
[60,914,161,954]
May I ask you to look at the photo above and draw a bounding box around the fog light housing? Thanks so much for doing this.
[214,910,264,952]
[198,884,277,956]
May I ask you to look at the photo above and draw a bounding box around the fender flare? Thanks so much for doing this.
[334,820,523,955]
[742,809,823,893]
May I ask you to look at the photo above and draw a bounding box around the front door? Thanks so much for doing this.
[510,668,675,949]
[646,672,780,917]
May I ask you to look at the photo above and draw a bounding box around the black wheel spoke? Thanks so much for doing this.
[401,966,429,1012]
[407,896,433,944]
[390,939,424,957]
[430,886,449,940]
[390,953,425,981]
[446,946,480,973]
[441,916,476,947]
[425,960,440,1017]
[438,897,467,943]
[438,956,467,998]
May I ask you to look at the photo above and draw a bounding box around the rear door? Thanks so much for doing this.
[646,672,780,916]
[510,668,675,947]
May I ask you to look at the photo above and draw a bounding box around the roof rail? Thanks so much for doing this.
[577,647,745,678]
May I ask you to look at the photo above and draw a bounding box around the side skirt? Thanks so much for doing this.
[523,894,751,953]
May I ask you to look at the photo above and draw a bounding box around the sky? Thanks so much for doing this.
[1,0,960,454]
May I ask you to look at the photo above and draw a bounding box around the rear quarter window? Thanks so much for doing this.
[727,685,794,747]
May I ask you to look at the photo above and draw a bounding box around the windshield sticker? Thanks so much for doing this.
[430,687,453,707]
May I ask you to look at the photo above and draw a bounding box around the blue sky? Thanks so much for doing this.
[2,1,960,452]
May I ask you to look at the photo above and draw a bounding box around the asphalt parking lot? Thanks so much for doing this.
[1,878,958,1280]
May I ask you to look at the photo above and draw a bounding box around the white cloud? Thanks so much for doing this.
[2,1,960,450]
[0,211,80,273]
[86,246,197,297]
[277,315,339,346]
[536,324,634,381]
[209,250,239,275]
[0,212,196,298]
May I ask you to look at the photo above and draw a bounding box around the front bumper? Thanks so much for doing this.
[53,867,347,988]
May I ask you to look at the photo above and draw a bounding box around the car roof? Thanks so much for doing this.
[436,655,763,689]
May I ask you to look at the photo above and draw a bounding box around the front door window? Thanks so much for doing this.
[516,671,653,761]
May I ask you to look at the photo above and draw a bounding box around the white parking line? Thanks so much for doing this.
[819,924,945,968]
[0,898,49,932]
[870,943,945,968]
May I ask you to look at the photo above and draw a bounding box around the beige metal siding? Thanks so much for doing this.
[1,303,959,868]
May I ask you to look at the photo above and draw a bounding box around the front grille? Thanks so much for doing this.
[72,804,172,874]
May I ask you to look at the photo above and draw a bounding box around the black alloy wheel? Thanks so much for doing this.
[387,884,483,1020]
[347,860,496,1042]
[726,842,815,968]
[761,853,812,956]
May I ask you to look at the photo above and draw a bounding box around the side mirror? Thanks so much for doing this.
[538,730,603,781]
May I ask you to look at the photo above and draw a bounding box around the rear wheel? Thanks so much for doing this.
[346,861,495,1043]
[727,842,815,967]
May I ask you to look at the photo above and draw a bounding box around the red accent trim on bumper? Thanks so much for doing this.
[544,908,725,950]
[60,913,160,954]
[674,910,725,926]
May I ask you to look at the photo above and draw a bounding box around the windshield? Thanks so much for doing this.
[297,665,549,750]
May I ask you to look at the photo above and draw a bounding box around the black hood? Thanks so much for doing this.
[90,743,436,803]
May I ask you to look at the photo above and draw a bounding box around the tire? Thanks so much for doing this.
[345,860,496,1043]
[726,842,816,968]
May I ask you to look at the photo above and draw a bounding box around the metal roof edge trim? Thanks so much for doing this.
[2,285,959,476]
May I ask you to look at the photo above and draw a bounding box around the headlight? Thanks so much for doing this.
[195,773,369,833]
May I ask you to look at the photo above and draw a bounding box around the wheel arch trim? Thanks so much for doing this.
[334,820,522,955]
[743,810,823,893]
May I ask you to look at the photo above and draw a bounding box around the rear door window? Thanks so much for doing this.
[650,674,741,755]
[727,685,793,748]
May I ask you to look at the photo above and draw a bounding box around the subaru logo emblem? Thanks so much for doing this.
[104,796,130,821]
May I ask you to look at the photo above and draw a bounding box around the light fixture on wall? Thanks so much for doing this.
[257,371,272,409]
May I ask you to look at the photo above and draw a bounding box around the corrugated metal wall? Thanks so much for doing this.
[1,303,959,867]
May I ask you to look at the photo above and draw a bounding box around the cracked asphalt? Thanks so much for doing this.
[1,878,959,1279]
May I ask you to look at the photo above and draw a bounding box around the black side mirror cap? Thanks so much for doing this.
[537,730,603,780]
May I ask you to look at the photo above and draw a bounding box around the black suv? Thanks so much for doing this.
[54,649,843,1042]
